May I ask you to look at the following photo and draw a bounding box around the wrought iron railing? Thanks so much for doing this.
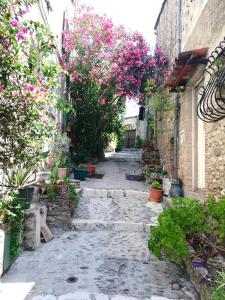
[197,37,225,122]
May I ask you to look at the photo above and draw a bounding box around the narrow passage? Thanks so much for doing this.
[0,151,198,300]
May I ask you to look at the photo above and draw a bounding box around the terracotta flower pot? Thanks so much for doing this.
[55,184,65,193]
[79,164,96,177]
[148,188,163,202]
[57,168,68,180]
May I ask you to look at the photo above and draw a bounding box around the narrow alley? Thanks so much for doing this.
[0,151,197,300]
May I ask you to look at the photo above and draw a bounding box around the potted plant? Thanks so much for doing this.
[4,164,36,209]
[47,131,71,171]
[53,156,68,180]
[73,167,88,181]
[48,164,65,195]
[148,180,163,202]
[79,163,96,177]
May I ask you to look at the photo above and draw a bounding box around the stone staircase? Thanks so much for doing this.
[105,149,143,162]
[72,187,161,232]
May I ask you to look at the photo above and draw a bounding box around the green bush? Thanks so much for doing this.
[135,135,144,148]
[148,197,225,264]
[212,270,225,300]
[151,180,163,190]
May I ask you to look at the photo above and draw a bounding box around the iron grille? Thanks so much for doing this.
[197,37,225,122]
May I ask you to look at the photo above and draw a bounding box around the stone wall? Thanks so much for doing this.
[181,0,209,50]
[205,119,225,197]
[178,89,193,193]
[157,109,175,177]
[155,0,177,68]
[181,0,225,197]
[155,0,225,197]
[36,193,76,226]
[182,0,225,52]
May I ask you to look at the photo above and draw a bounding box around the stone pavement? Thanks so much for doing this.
[0,152,198,300]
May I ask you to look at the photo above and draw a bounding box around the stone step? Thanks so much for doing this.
[104,156,142,163]
[81,188,149,199]
[29,292,179,300]
[73,194,162,229]
[72,219,152,232]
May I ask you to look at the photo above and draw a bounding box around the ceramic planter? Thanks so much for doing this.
[148,188,163,202]
[18,186,34,209]
[73,167,88,181]
[79,163,96,177]
[57,168,68,180]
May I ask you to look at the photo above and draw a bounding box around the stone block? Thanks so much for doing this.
[24,207,41,250]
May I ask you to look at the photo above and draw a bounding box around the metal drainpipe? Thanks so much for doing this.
[173,0,182,180]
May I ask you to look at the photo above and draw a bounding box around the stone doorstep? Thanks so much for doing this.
[31,292,175,300]
[72,219,155,232]
[81,188,149,199]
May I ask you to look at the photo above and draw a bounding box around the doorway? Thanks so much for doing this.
[125,130,136,148]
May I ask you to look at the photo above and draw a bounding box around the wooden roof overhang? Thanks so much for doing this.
[165,48,208,91]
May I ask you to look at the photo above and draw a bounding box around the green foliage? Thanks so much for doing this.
[50,164,59,185]
[149,213,188,261]
[206,196,225,243]
[10,222,22,258]
[151,180,163,190]
[145,85,175,143]
[212,270,225,300]
[0,1,61,175]
[115,126,125,152]
[63,177,79,205]
[48,130,71,158]
[142,165,153,177]
[57,153,72,168]
[135,135,144,148]
[148,197,212,263]
[0,192,24,225]
[70,79,125,162]
[47,185,59,199]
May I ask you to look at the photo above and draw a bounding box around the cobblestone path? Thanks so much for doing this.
[0,151,198,300]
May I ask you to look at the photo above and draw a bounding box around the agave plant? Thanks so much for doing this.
[4,164,36,188]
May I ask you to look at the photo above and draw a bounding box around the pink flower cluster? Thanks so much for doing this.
[99,98,107,106]
[9,4,30,42]
[61,5,168,103]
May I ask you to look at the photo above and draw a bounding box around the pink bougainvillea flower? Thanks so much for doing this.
[56,123,62,129]
[22,7,29,14]
[17,32,26,41]
[99,98,107,106]
[0,84,4,93]
[25,83,35,92]
[61,5,168,102]
[10,19,20,27]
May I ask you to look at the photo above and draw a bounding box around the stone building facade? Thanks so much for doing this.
[155,0,225,198]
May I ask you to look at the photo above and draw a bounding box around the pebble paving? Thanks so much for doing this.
[0,151,198,300]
